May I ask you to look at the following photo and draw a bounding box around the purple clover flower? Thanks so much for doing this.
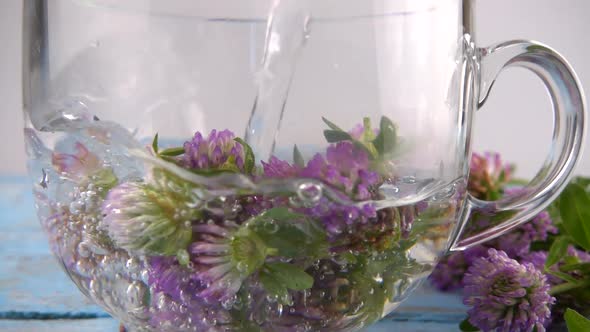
[301,142,380,201]
[469,152,513,200]
[494,211,557,260]
[463,248,554,332]
[146,221,266,326]
[260,141,382,240]
[148,256,231,331]
[183,129,245,170]
[52,142,101,181]
[521,251,548,272]
[303,197,377,238]
[262,156,299,178]
[429,245,488,291]
[188,222,245,303]
[567,245,590,263]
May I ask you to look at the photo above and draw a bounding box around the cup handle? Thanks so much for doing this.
[449,40,587,251]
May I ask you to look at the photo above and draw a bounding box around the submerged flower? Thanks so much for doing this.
[303,198,377,238]
[301,142,380,201]
[262,156,299,178]
[101,174,198,256]
[148,256,231,331]
[463,249,554,332]
[469,152,513,200]
[189,221,267,303]
[183,129,245,171]
[52,142,101,180]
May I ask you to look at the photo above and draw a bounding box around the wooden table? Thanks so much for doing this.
[0,176,466,331]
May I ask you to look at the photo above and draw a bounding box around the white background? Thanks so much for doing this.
[1,0,589,177]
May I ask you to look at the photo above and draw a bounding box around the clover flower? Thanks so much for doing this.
[183,129,245,170]
[301,142,380,201]
[52,142,101,181]
[495,211,557,259]
[189,221,268,303]
[100,178,196,256]
[429,245,488,291]
[463,249,554,332]
[262,156,299,178]
[469,152,513,200]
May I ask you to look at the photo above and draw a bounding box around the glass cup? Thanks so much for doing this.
[22,0,585,331]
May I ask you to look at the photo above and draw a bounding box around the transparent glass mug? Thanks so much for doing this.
[22,0,585,331]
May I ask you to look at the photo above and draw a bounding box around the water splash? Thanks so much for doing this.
[245,0,312,163]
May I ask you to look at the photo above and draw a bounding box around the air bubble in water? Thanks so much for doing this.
[236,261,249,273]
[431,184,456,201]
[77,241,91,258]
[263,220,279,234]
[75,259,93,277]
[126,257,141,274]
[297,182,323,206]
[126,281,149,308]
[39,168,49,189]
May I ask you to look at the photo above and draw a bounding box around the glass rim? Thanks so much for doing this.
[72,0,453,22]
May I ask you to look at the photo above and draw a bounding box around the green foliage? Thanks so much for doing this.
[559,183,590,251]
[321,116,399,169]
[246,208,329,260]
[234,137,256,174]
[159,147,185,157]
[152,133,160,153]
[565,309,590,332]
[459,318,480,331]
[372,116,397,157]
[293,144,305,168]
[259,262,314,305]
[546,236,571,268]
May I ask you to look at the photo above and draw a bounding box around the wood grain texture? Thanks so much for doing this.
[0,177,466,331]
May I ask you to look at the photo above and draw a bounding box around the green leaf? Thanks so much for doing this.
[322,117,345,131]
[372,116,397,157]
[565,308,590,332]
[324,130,353,143]
[159,147,185,157]
[459,318,480,331]
[90,168,118,191]
[259,268,291,304]
[560,183,590,251]
[219,155,242,173]
[293,145,305,168]
[264,262,314,290]
[545,268,578,284]
[561,262,590,275]
[361,117,376,142]
[152,133,159,153]
[259,262,314,304]
[574,176,590,190]
[546,235,571,268]
[350,271,387,325]
[234,137,256,174]
[248,208,329,259]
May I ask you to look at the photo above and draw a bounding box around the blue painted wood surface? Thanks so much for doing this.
[0,177,466,331]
